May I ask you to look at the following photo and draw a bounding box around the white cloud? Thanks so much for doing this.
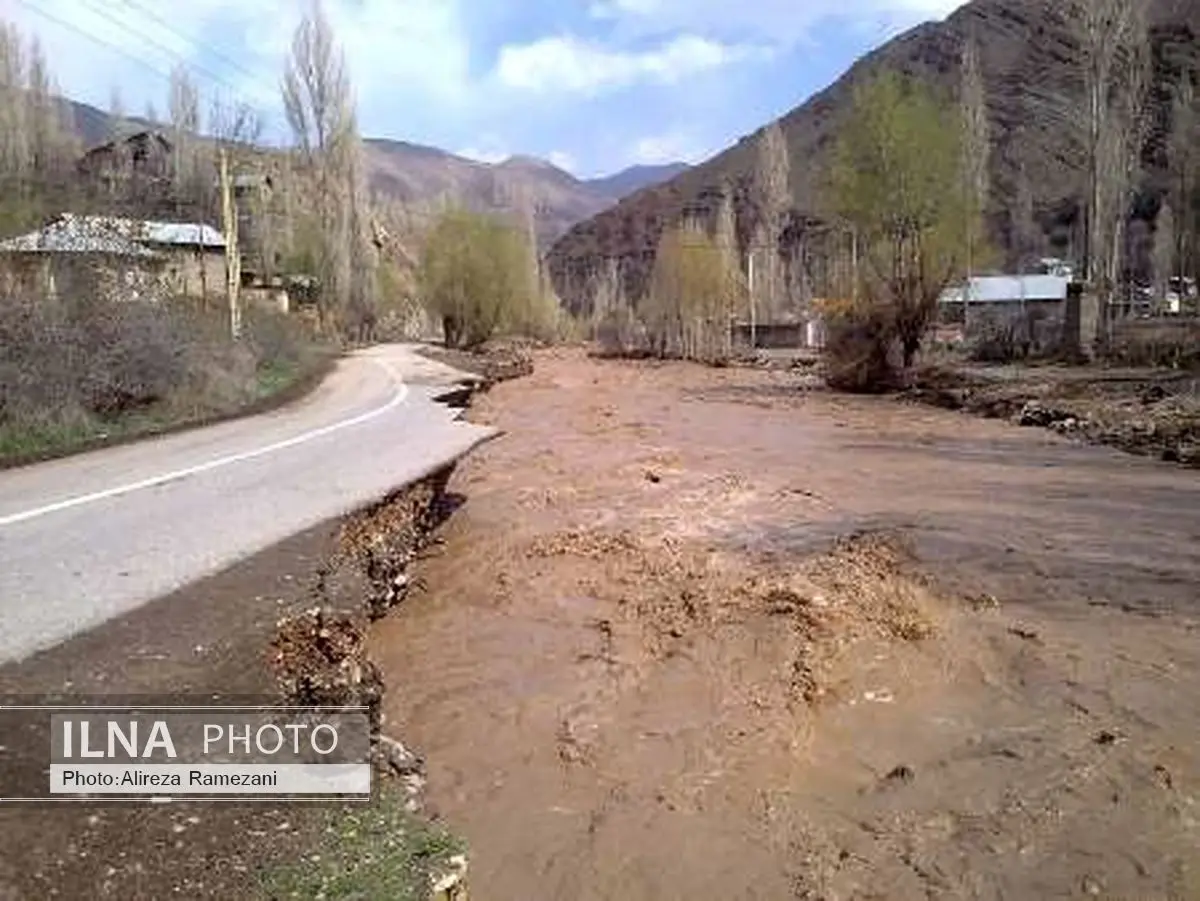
[495,34,767,95]
[586,0,966,48]
[5,0,474,142]
[547,150,577,173]
[456,146,510,164]
[627,131,711,166]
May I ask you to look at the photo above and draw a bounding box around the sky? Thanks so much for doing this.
[1,0,966,179]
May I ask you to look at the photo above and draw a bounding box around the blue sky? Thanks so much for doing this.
[5,0,964,178]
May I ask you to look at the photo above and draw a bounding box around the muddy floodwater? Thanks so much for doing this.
[370,349,1200,901]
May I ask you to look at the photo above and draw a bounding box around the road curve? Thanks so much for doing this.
[0,344,499,665]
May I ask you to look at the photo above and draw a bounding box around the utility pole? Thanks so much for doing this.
[220,148,242,340]
[850,224,859,304]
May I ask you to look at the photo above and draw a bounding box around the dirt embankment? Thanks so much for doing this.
[371,347,1200,901]
[908,364,1200,467]
[0,455,475,900]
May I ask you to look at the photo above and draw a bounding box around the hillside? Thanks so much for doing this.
[60,97,687,248]
[546,0,1200,314]
[586,163,691,198]
[364,141,669,246]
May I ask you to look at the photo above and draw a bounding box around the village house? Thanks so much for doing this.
[0,213,225,303]
[939,274,1071,349]
[77,130,173,186]
[0,215,165,303]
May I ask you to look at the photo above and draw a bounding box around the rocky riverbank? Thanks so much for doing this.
[907,364,1200,467]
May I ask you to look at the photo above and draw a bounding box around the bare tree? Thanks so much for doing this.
[0,24,29,182]
[210,96,263,150]
[1075,0,1147,299]
[280,0,361,332]
[1153,201,1175,308]
[1095,4,1149,322]
[714,182,742,355]
[1011,158,1038,272]
[282,1,354,167]
[25,38,53,175]
[1168,73,1197,294]
[107,84,126,138]
[0,24,77,228]
[960,34,990,304]
[751,120,791,329]
[342,123,379,342]
[167,65,204,217]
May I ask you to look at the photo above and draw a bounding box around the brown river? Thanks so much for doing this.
[371,349,1200,901]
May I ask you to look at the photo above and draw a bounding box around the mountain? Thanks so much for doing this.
[57,97,689,248]
[546,0,1200,314]
[585,163,691,198]
[363,141,688,246]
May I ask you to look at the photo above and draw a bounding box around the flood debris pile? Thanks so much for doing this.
[476,342,534,385]
[910,367,1200,466]
[420,340,535,389]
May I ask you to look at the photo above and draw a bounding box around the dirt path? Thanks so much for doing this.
[371,348,1200,901]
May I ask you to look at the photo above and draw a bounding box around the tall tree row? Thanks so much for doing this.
[960,34,990,296]
[1166,72,1198,303]
[281,0,377,335]
[0,21,77,233]
[1074,0,1149,323]
[751,121,791,325]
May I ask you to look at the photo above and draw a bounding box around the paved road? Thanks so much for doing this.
[0,344,499,665]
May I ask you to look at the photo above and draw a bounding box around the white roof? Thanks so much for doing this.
[0,218,160,258]
[940,274,1070,305]
[0,214,224,256]
[137,220,225,247]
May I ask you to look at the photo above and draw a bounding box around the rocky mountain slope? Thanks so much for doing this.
[546,0,1200,314]
[63,97,686,248]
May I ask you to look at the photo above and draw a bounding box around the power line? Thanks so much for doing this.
[13,0,177,88]
[74,0,255,102]
[113,0,269,90]
[15,0,276,131]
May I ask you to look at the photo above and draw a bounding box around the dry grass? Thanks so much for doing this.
[0,290,323,462]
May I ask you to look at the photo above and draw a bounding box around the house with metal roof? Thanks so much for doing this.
[939,274,1072,353]
[0,213,227,302]
[939,274,1071,307]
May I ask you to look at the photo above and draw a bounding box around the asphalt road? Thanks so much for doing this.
[0,343,498,665]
